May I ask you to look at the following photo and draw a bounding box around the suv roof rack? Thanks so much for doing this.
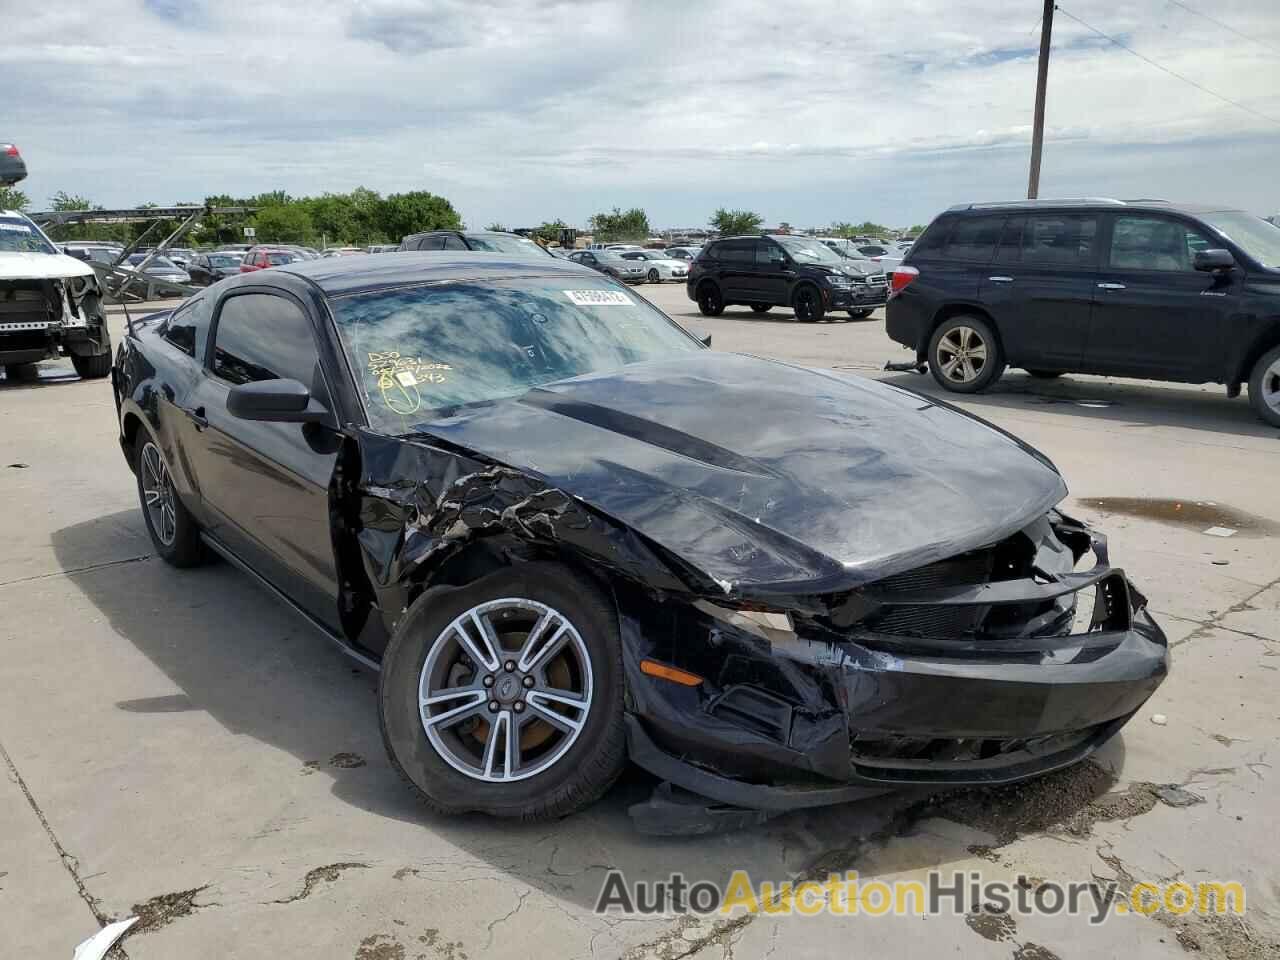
[946,198,1126,211]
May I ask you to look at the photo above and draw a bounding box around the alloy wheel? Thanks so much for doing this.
[418,598,593,783]
[647,269,659,283]
[140,441,177,546]
[1262,358,1280,416]
[936,325,988,384]
[794,288,817,321]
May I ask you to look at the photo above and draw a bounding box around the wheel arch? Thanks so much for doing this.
[923,303,1005,361]
[1229,318,1280,390]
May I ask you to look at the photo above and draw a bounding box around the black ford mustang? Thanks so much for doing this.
[112,253,1167,832]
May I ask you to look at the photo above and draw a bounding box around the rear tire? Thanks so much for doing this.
[379,563,626,820]
[791,284,825,322]
[135,437,204,567]
[71,352,112,379]
[696,282,725,317]
[927,315,1005,393]
[750,304,772,314]
[1247,344,1280,428]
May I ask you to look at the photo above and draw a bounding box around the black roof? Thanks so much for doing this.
[275,251,599,296]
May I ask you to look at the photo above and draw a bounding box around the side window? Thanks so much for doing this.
[210,294,323,396]
[1022,214,1097,266]
[1109,216,1209,272]
[994,216,1025,263]
[701,244,721,261]
[442,235,468,251]
[912,219,951,256]
[756,241,786,265]
[162,300,198,356]
[720,241,754,264]
[942,217,1004,262]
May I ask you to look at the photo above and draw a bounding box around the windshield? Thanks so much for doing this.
[329,276,702,432]
[0,216,57,254]
[774,235,844,265]
[209,254,240,267]
[466,234,551,256]
[1200,211,1280,268]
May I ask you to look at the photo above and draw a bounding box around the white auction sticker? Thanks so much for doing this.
[394,370,418,387]
[564,289,632,306]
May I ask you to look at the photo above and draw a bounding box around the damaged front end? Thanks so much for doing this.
[0,273,109,367]
[622,510,1167,830]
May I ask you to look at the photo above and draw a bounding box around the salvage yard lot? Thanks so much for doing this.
[2,289,1277,959]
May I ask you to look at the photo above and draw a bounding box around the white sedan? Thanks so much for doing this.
[619,249,690,282]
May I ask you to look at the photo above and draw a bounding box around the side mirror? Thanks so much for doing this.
[227,378,329,423]
[1194,249,1234,272]
[698,333,712,348]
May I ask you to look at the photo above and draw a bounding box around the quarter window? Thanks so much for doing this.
[942,218,1004,262]
[442,235,468,250]
[718,241,755,264]
[162,301,198,356]
[1022,214,1097,265]
[1109,216,1210,272]
[210,294,322,392]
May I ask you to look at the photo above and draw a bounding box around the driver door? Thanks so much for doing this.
[181,290,344,629]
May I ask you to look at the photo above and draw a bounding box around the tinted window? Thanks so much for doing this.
[994,216,1025,263]
[942,217,1003,262]
[700,244,721,261]
[162,301,198,356]
[210,294,320,388]
[1022,214,1097,265]
[442,235,468,251]
[1109,216,1209,272]
[912,219,951,256]
[719,241,754,264]
[756,241,786,265]
[418,235,445,251]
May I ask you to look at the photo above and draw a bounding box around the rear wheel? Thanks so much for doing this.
[750,304,772,314]
[928,315,1005,393]
[1248,345,1280,428]
[696,282,725,317]
[135,437,204,566]
[847,309,874,319]
[647,268,659,283]
[379,563,626,819]
[1026,369,1064,379]
[791,284,825,322]
[71,352,112,379]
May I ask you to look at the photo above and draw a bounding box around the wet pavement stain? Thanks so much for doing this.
[128,886,210,935]
[356,934,406,960]
[1080,497,1279,536]
[965,909,1017,942]
[1012,944,1062,960]
[329,752,367,769]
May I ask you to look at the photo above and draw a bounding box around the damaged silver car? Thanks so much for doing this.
[112,252,1168,833]
[1,209,112,379]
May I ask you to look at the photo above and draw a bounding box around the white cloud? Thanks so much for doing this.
[2,0,1278,226]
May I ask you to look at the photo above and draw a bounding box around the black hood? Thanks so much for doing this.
[419,352,1066,597]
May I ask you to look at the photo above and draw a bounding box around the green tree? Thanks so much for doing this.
[906,224,927,235]
[251,205,315,243]
[0,186,29,211]
[531,219,569,243]
[590,207,650,242]
[709,208,762,236]
[378,191,462,242]
[49,191,95,211]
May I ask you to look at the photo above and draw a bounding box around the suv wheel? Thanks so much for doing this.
[791,284,825,322]
[928,315,1005,393]
[696,282,725,317]
[1248,345,1280,428]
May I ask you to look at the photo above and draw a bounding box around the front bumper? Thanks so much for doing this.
[621,515,1168,810]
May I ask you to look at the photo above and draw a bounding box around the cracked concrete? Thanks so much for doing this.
[2,293,1278,959]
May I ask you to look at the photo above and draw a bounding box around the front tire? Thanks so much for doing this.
[71,352,112,379]
[696,282,725,317]
[647,268,659,283]
[1248,344,1280,428]
[928,315,1005,393]
[791,284,826,322]
[379,563,626,820]
[135,437,204,566]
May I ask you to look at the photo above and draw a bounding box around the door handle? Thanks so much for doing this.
[987,275,1014,283]
[1097,282,1126,290]
[185,405,208,429]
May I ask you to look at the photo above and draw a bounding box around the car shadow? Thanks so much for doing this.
[669,305,866,325]
[51,509,1132,919]
[0,362,82,389]
[879,369,1280,441]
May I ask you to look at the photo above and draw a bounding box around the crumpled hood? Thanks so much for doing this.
[420,352,1066,596]
[0,251,96,281]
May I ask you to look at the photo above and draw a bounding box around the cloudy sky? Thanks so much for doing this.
[3,0,1278,229]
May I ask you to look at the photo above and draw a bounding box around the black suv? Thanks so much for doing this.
[398,230,554,258]
[686,235,889,321]
[886,199,1280,426]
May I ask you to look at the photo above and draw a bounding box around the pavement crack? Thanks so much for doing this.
[1167,574,1280,649]
[0,737,120,951]
[484,889,532,949]
[268,862,369,905]
[0,553,153,588]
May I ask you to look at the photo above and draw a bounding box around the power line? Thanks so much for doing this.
[1165,0,1280,56]
[1055,5,1280,128]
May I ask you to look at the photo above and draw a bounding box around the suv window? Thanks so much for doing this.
[942,217,1004,262]
[756,241,786,265]
[1022,214,1097,265]
[718,240,755,264]
[442,234,468,251]
[417,235,445,251]
[1109,216,1210,272]
[210,293,321,391]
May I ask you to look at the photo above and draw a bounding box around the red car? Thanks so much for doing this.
[1,142,27,186]
[239,248,301,273]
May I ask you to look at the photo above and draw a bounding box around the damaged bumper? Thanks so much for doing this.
[0,275,109,364]
[622,513,1168,811]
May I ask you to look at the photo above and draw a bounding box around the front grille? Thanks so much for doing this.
[865,548,995,638]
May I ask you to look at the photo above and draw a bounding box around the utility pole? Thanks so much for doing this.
[1027,0,1055,198]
